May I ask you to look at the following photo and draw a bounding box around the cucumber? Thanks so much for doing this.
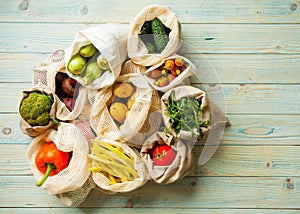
[151,18,169,53]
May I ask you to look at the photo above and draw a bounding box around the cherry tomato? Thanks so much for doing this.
[151,143,176,166]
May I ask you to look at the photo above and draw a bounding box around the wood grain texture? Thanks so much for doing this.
[1,114,299,146]
[2,144,300,177]
[0,176,299,208]
[1,0,300,24]
[2,208,300,214]
[1,83,299,114]
[2,53,300,84]
[1,0,299,212]
[1,23,300,54]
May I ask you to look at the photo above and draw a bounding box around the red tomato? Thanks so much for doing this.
[151,144,176,166]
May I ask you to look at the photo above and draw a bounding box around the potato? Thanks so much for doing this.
[113,82,134,99]
[109,102,128,124]
[127,92,136,109]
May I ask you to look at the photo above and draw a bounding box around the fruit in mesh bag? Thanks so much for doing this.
[109,102,128,124]
[88,139,139,185]
[113,83,134,99]
[150,141,176,166]
[79,44,97,58]
[82,62,103,85]
[68,54,87,75]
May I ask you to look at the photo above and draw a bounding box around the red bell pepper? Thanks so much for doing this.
[35,140,70,186]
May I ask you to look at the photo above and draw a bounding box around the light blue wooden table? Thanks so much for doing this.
[0,1,299,213]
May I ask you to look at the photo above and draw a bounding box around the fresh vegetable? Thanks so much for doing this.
[108,82,137,126]
[35,140,71,186]
[145,42,156,54]
[154,76,169,87]
[68,54,87,75]
[127,92,136,110]
[139,21,152,34]
[175,58,184,66]
[61,77,77,97]
[148,57,188,87]
[62,97,75,111]
[113,83,134,99]
[139,19,170,53]
[164,59,175,70]
[96,54,110,70]
[82,62,103,85]
[19,92,59,126]
[150,141,176,166]
[80,44,97,58]
[109,102,128,124]
[164,91,209,138]
[149,69,162,79]
[88,139,139,185]
[151,18,169,53]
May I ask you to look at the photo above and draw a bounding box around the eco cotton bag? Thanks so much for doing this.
[144,54,195,92]
[65,23,129,89]
[27,123,91,195]
[128,5,181,66]
[140,131,193,184]
[161,85,229,141]
[19,85,58,137]
[89,74,153,144]
[32,49,65,87]
[90,138,149,193]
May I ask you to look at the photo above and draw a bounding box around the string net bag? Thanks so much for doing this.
[27,123,92,197]
[143,54,195,92]
[89,73,153,145]
[89,138,149,193]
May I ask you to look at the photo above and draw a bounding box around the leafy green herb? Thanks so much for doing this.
[164,91,209,139]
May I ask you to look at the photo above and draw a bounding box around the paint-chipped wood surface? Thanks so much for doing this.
[0,1,299,213]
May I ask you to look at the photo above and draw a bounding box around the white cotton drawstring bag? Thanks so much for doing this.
[128,5,181,66]
[65,24,129,90]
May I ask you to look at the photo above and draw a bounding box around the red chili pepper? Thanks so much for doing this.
[35,141,70,187]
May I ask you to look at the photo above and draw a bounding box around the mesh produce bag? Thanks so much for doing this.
[32,49,65,87]
[144,54,195,92]
[27,122,91,196]
[89,73,153,144]
[128,5,181,66]
[32,49,90,122]
[89,138,148,193]
[141,131,193,184]
[65,24,128,90]
[56,178,95,207]
[19,85,58,137]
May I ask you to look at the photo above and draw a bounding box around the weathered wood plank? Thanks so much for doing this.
[1,83,299,114]
[1,208,300,214]
[0,176,299,208]
[2,53,300,84]
[1,0,300,24]
[1,114,299,146]
[2,144,300,177]
[1,23,300,54]
[0,114,32,145]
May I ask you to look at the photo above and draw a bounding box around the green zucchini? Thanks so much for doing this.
[151,18,169,53]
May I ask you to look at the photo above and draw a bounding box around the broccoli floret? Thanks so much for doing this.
[19,91,55,126]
